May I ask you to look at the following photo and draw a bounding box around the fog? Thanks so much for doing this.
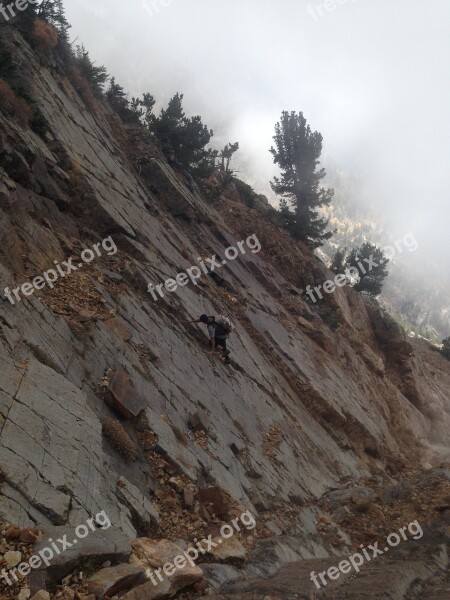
[63,0,450,263]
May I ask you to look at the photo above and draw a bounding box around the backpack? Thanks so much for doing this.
[215,315,235,334]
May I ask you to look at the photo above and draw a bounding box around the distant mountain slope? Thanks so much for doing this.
[319,169,450,341]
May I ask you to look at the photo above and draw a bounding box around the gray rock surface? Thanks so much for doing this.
[0,25,449,600]
[200,564,242,590]
[30,525,131,584]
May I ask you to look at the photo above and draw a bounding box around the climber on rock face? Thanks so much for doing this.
[186,314,234,363]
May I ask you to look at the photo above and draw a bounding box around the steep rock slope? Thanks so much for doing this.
[0,25,449,574]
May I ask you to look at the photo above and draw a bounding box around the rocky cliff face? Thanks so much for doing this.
[0,26,449,600]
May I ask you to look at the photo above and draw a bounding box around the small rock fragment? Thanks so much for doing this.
[332,506,351,524]
[5,525,21,540]
[4,550,22,568]
[54,587,74,600]
[183,488,195,510]
[20,528,43,543]
[265,520,284,536]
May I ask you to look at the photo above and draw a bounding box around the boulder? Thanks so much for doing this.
[323,486,375,509]
[332,506,351,524]
[207,536,246,565]
[103,368,147,419]
[265,520,284,536]
[197,487,231,518]
[86,563,147,599]
[383,480,414,504]
[127,538,204,598]
[188,410,210,433]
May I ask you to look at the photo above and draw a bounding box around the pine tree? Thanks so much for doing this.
[193,148,219,179]
[279,198,296,231]
[219,142,239,173]
[151,92,184,146]
[345,243,389,297]
[151,93,213,171]
[74,45,108,95]
[140,92,156,127]
[441,337,450,360]
[130,97,142,118]
[331,247,347,274]
[107,80,153,124]
[106,77,128,112]
[38,0,70,41]
[270,111,334,248]
[180,114,213,167]
[130,92,155,127]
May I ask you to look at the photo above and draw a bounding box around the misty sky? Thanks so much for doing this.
[63,0,450,260]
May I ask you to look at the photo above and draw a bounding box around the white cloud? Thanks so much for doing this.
[63,0,450,258]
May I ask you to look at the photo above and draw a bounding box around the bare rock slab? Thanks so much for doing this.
[30,525,131,584]
[199,563,241,591]
[116,476,159,530]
